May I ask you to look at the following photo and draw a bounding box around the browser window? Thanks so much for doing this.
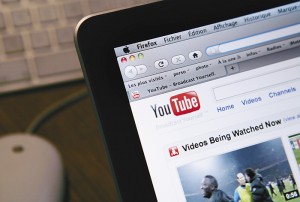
[115,2,300,202]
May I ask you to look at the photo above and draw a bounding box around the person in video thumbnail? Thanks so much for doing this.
[276,177,284,196]
[234,173,252,202]
[201,175,234,202]
[255,169,263,181]
[281,178,286,191]
[244,168,273,202]
[267,182,277,197]
[289,174,297,190]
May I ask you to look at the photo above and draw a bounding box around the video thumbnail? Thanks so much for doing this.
[177,138,298,202]
[289,133,300,171]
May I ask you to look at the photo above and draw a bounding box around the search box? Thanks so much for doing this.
[213,65,300,100]
[206,23,300,55]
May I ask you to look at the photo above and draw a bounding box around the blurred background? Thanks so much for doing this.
[0,0,155,201]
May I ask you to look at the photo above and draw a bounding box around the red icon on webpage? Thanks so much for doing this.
[170,91,200,116]
[169,146,179,157]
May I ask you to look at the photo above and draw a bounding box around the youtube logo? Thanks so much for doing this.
[170,91,200,116]
[151,91,200,118]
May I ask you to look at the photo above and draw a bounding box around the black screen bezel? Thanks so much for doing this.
[75,1,297,201]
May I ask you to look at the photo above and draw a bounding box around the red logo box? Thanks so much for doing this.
[170,91,200,116]
[169,146,179,157]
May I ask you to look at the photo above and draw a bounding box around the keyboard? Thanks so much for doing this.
[0,0,132,94]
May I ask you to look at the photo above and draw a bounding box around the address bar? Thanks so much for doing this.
[206,23,300,55]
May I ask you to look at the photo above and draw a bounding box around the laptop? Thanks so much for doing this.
[75,0,300,201]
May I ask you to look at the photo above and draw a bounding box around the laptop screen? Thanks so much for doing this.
[114,2,300,201]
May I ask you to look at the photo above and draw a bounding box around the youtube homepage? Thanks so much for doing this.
[130,56,300,202]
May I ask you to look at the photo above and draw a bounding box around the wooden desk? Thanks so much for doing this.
[0,1,157,201]
[0,80,118,201]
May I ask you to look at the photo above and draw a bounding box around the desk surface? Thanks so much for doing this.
[0,81,118,201]
[0,1,156,201]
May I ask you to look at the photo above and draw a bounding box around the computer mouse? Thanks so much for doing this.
[0,133,65,202]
